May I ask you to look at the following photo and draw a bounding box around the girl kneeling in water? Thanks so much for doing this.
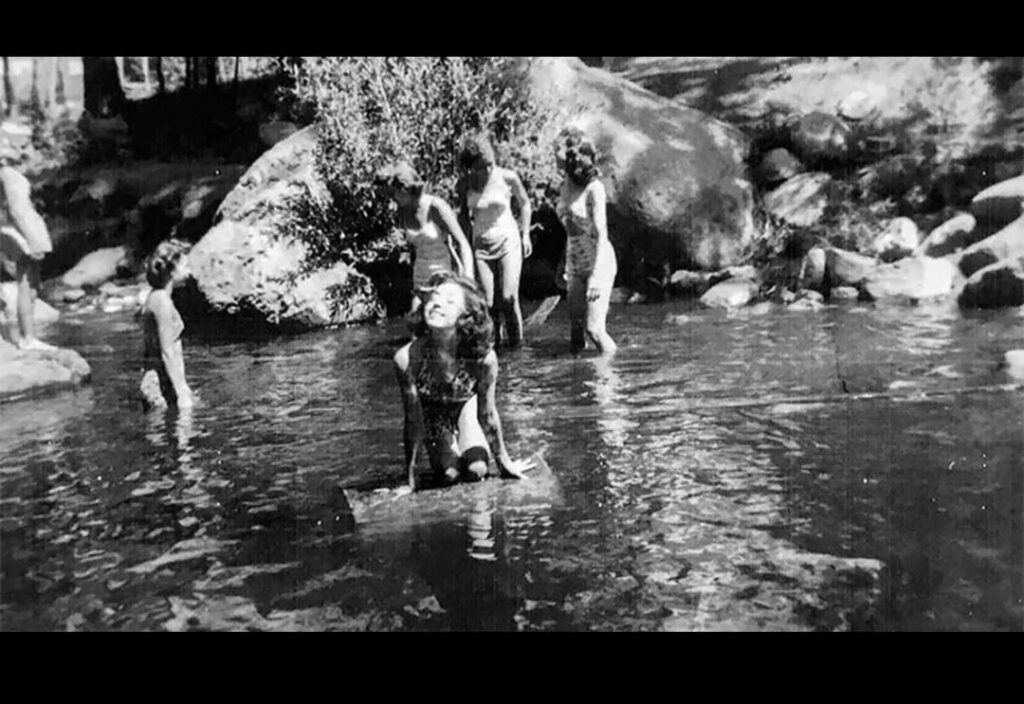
[393,271,534,491]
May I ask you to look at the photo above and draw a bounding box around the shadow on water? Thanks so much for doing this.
[1,298,1022,630]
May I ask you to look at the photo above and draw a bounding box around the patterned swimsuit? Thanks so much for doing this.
[415,352,478,446]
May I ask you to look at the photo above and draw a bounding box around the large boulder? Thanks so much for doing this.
[914,212,979,257]
[792,111,852,162]
[526,57,756,273]
[764,172,832,227]
[187,125,383,331]
[0,338,91,402]
[970,175,1024,234]
[61,246,128,289]
[862,256,962,302]
[958,254,1024,309]
[956,215,1024,278]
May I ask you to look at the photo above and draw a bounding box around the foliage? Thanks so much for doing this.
[287,57,562,271]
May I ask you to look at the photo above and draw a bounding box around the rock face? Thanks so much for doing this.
[764,172,832,227]
[0,338,91,402]
[862,256,961,302]
[526,57,756,273]
[958,255,1024,309]
[914,213,979,257]
[60,246,127,288]
[700,278,759,309]
[187,125,383,331]
[956,215,1024,278]
[792,111,852,162]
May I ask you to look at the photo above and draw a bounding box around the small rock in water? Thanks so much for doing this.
[831,286,860,301]
[62,288,87,303]
[627,292,648,305]
[1005,350,1024,380]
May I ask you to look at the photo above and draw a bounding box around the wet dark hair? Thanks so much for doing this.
[412,271,494,360]
[146,239,191,288]
[458,133,496,171]
[373,160,425,196]
[556,127,600,186]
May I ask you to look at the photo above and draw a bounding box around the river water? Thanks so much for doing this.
[1,297,1022,631]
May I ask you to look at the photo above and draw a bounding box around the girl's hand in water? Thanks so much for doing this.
[498,456,537,479]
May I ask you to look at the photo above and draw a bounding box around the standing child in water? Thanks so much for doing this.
[456,134,533,348]
[554,128,618,355]
[393,271,535,491]
[139,240,194,410]
[375,161,474,313]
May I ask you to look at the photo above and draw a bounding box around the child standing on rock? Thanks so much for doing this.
[0,161,56,351]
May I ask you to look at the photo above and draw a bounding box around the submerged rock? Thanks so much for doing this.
[700,278,758,309]
[0,338,91,402]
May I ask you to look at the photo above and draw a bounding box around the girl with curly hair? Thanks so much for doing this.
[139,239,195,409]
[554,128,618,354]
[393,271,535,491]
[375,161,474,313]
[456,133,532,348]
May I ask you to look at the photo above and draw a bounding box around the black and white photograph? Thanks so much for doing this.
[1,55,1022,632]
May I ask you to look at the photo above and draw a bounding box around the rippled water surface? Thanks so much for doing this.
[2,298,1022,631]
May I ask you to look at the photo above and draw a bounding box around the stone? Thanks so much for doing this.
[792,111,853,162]
[958,254,1024,309]
[61,288,87,303]
[667,269,713,295]
[956,215,1024,278]
[830,285,860,300]
[764,172,832,227]
[187,126,383,331]
[862,256,961,302]
[61,246,127,289]
[1005,350,1024,380]
[0,338,91,402]
[700,278,758,309]
[826,247,877,288]
[914,212,980,257]
[870,217,920,262]
[788,296,825,311]
[837,88,884,121]
[800,246,827,290]
[757,148,804,185]
[527,57,755,272]
[970,174,1024,234]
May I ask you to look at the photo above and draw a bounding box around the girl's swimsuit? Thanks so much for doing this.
[415,351,478,445]
[405,210,456,289]
[557,181,617,290]
[140,301,184,408]
[467,170,518,261]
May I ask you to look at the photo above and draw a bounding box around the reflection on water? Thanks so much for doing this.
[1,299,1022,631]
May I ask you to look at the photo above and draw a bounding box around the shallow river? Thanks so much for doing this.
[1,297,1022,631]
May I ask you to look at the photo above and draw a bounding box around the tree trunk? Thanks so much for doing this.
[2,56,13,118]
[205,56,218,93]
[82,56,126,116]
[156,56,165,93]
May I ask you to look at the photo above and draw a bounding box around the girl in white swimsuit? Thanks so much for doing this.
[377,162,474,313]
[457,135,532,348]
[554,129,618,355]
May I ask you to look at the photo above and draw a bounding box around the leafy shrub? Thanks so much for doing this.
[287,57,562,272]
